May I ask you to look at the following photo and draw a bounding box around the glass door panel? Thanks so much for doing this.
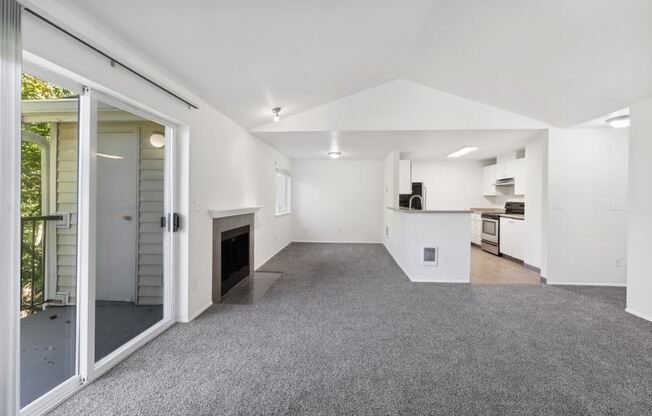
[94,100,166,362]
[19,73,80,407]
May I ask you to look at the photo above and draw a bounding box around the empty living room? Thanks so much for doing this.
[1,1,651,415]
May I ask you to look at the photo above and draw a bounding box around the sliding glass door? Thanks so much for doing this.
[93,98,169,363]
[19,73,82,408]
[17,65,176,413]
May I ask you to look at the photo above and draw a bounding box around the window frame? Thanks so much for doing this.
[275,169,291,216]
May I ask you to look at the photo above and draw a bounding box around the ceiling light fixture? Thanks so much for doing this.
[446,147,479,158]
[272,107,281,122]
[96,152,124,160]
[149,132,165,148]
[605,115,630,128]
[328,151,342,159]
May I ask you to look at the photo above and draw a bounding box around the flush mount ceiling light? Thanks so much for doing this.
[328,151,342,159]
[272,107,281,122]
[605,114,630,128]
[149,132,166,148]
[446,146,479,158]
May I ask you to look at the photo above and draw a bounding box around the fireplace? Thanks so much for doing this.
[211,210,256,302]
[220,225,251,295]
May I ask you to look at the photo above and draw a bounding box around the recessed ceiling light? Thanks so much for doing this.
[328,151,342,159]
[272,107,281,122]
[149,132,165,148]
[446,147,479,158]
[605,114,630,128]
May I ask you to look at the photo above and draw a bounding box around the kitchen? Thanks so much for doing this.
[397,147,541,284]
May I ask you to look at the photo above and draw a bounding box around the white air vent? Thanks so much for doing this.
[421,245,438,266]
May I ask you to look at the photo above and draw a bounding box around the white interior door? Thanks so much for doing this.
[95,131,138,302]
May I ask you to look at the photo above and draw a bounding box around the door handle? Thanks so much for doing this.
[123,215,132,221]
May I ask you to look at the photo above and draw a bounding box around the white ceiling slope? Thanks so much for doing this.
[252,79,549,132]
[46,0,652,129]
[254,129,543,161]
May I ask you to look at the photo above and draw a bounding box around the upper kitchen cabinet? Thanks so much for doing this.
[482,164,497,196]
[496,160,514,180]
[399,160,412,194]
[483,158,526,196]
[513,158,526,195]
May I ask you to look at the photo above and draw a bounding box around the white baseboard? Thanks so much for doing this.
[625,308,652,323]
[291,240,382,244]
[255,241,291,269]
[181,300,213,323]
[546,281,626,287]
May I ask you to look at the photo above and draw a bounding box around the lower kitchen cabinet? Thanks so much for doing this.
[471,213,482,245]
[500,217,524,260]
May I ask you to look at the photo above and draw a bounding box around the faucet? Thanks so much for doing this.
[408,194,423,210]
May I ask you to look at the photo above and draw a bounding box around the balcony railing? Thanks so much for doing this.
[20,215,62,312]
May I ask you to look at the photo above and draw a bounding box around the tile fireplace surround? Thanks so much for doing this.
[211,209,258,302]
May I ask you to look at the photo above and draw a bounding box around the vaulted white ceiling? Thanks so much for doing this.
[51,0,652,130]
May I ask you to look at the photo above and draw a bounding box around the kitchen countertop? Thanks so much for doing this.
[470,207,503,214]
[498,213,525,220]
[387,207,472,214]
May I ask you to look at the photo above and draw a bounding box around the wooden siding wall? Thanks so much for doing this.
[137,123,165,305]
[55,123,79,303]
[54,121,165,306]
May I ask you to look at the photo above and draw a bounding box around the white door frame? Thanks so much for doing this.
[15,56,181,416]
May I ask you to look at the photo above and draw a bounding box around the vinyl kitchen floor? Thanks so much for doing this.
[470,245,541,284]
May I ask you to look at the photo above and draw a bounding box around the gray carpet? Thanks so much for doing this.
[49,243,652,415]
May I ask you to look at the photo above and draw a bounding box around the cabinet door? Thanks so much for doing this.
[496,160,514,180]
[482,165,497,196]
[471,214,482,245]
[499,217,511,255]
[511,219,525,260]
[399,160,412,194]
[514,159,526,195]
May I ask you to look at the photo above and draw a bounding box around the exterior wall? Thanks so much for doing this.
[136,122,165,305]
[55,123,79,303]
[54,120,165,305]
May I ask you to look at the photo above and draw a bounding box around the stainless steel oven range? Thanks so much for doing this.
[480,212,501,255]
[481,201,525,256]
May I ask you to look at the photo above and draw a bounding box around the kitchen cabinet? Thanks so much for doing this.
[482,165,497,196]
[499,217,524,260]
[470,213,482,245]
[399,160,412,194]
[483,158,526,196]
[496,160,514,180]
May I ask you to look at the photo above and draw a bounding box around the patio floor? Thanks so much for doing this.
[20,301,162,407]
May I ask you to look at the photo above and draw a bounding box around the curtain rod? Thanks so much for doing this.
[23,7,199,110]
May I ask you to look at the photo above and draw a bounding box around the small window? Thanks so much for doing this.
[275,169,291,216]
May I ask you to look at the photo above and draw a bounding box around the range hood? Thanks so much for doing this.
[495,177,515,186]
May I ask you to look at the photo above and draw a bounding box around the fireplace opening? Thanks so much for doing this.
[221,225,250,295]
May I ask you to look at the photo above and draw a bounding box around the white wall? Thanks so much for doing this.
[411,160,496,210]
[627,98,652,322]
[546,128,629,285]
[22,10,292,322]
[384,209,471,282]
[524,133,547,270]
[292,161,383,243]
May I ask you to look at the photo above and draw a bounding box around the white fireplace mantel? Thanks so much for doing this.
[208,206,262,219]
